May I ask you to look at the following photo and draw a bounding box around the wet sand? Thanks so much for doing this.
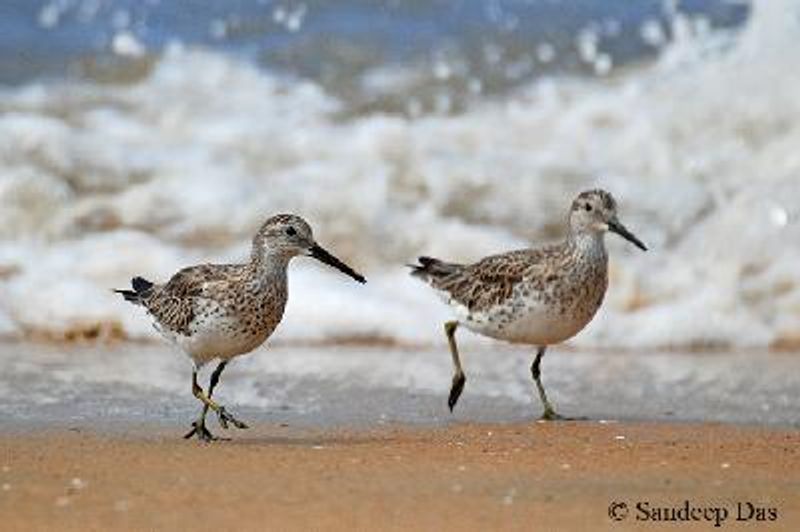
[4,342,800,428]
[1,422,799,531]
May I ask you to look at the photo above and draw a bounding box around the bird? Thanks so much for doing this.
[410,189,647,420]
[115,214,366,441]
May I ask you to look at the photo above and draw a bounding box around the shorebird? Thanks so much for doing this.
[410,189,647,420]
[115,214,366,441]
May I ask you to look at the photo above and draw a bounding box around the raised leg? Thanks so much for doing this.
[531,346,565,421]
[445,321,466,412]
[184,364,248,441]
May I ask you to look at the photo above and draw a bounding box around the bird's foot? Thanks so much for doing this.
[448,372,466,412]
[538,408,586,421]
[184,420,227,442]
[539,410,566,421]
[216,406,249,430]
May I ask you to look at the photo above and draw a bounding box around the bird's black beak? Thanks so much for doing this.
[608,220,648,251]
[309,244,367,283]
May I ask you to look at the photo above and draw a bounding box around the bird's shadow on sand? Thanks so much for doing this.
[167,426,398,447]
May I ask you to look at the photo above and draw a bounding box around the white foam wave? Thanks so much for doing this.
[1,2,799,350]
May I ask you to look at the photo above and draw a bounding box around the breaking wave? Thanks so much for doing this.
[0,1,798,350]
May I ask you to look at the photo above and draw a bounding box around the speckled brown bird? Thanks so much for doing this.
[116,214,366,441]
[410,189,647,420]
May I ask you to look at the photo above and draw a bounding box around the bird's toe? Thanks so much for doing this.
[184,420,222,442]
[216,407,249,430]
[539,409,584,422]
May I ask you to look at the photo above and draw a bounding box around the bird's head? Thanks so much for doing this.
[568,189,647,251]
[252,214,366,282]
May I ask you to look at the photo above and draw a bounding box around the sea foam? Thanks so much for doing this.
[0,2,798,350]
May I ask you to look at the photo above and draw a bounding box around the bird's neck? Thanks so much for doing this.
[249,250,292,283]
[566,230,607,262]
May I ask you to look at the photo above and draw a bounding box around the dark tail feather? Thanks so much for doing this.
[408,256,463,280]
[131,276,153,293]
[114,276,154,304]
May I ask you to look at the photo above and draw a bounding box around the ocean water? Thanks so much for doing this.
[0,0,798,351]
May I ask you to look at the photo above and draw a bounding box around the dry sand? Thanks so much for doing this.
[1,422,798,531]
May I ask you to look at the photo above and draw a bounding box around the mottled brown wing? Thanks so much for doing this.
[141,264,237,335]
[433,251,520,312]
[437,248,557,312]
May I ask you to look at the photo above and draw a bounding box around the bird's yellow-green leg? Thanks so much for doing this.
[184,368,219,441]
[200,362,226,427]
[185,365,224,441]
[193,364,249,430]
[531,346,567,421]
[185,362,224,440]
[184,363,248,441]
[445,321,466,412]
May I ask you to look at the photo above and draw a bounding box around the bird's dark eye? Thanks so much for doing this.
[584,203,592,212]
[285,227,296,236]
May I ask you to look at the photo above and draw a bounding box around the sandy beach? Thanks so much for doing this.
[1,422,798,531]
[0,342,798,530]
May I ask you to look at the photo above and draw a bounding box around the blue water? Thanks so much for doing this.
[0,0,748,102]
